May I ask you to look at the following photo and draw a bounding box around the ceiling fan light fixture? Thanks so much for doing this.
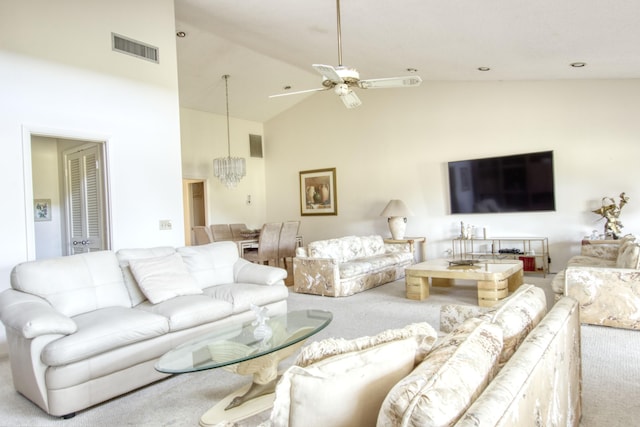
[340,90,362,109]
[213,75,246,189]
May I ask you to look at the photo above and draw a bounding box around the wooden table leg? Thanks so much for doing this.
[406,275,429,300]
[508,269,524,292]
[477,278,509,307]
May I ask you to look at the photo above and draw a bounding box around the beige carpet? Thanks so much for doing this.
[0,275,637,426]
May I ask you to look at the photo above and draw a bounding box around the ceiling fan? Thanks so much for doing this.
[269,0,422,109]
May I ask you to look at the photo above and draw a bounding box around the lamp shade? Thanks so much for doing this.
[380,200,414,217]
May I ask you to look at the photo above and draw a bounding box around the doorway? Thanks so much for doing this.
[30,134,111,259]
[182,178,207,246]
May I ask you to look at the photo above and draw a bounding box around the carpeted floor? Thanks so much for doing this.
[0,275,637,426]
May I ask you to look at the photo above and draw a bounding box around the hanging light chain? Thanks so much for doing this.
[213,74,246,188]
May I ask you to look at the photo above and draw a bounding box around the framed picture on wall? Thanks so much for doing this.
[34,199,51,221]
[299,168,338,216]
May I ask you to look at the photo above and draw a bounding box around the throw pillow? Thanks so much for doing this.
[377,318,503,427]
[270,337,425,427]
[128,253,202,304]
[295,322,438,367]
[481,284,547,366]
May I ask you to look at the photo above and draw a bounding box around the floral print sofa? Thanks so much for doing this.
[258,285,581,427]
[293,235,414,297]
[552,234,640,329]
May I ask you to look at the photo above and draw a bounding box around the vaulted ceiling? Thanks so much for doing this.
[174,0,640,122]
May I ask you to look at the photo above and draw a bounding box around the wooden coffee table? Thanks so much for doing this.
[404,259,523,307]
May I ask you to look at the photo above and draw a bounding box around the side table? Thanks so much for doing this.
[384,236,426,262]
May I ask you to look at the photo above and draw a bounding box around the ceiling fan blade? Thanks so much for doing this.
[340,90,362,109]
[312,64,344,83]
[358,76,423,89]
[269,87,328,98]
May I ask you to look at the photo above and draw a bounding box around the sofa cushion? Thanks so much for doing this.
[616,242,640,269]
[307,236,376,262]
[377,318,503,427]
[117,246,177,306]
[128,253,202,304]
[177,242,238,288]
[42,307,169,366]
[134,295,233,332]
[481,284,547,366]
[295,322,438,367]
[202,282,289,314]
[270,323,436,427]
[10,251,131,317]
[338,252,413,279]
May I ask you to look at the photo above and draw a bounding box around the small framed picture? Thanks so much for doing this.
[34,199,51,222]
[299,168,338,216]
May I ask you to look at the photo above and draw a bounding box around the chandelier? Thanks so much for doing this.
[213,74,246,188]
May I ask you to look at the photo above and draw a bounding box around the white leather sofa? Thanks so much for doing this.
[293,235,413,297]
[0,241,288,418]
[259,285,581,427]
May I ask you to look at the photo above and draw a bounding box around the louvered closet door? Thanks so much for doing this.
[65,145,104,255]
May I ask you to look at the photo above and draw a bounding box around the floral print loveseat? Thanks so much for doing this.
[552,234,640,330]
[293,235,414,297]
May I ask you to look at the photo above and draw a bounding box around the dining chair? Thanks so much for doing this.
[278,220,300,270]
[243,222,283,265]
[230,223,248,239]
[210,224,233,241]
[192,226,213,245]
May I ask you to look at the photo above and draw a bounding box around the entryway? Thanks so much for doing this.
[182,178,207,246]
[30,134,111,260]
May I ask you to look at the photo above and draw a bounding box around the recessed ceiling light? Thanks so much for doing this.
[478,67,491,72]
[176,31,186,38]
[406,68,418,73]
[570,62,586,68]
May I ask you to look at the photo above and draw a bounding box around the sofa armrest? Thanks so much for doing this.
[293,257,340,296]
[0,289,77,339]
[565,266,640,329]
[234,258,287,285]
[580,241,620,260]
[439,304,489,333]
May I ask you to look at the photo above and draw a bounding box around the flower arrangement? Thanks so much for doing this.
[592,192,629,239]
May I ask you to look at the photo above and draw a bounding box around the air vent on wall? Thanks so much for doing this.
[249,134,263,158]
[111,33,159,63]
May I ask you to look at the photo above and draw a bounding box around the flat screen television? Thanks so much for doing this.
[448,151,555,214]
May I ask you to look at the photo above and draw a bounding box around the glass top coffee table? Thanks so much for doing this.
[155,309,332,427]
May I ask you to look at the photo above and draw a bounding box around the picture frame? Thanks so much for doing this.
[299,168,338,216]
[34,199,51,222]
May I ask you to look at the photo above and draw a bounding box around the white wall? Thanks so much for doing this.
[0,0,184,352]
[180,107,267,229]
[264,79,640,271]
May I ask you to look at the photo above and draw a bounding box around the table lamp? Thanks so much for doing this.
[380,199,414,240]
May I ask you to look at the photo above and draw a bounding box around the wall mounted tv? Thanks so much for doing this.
[448,151,555,214]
